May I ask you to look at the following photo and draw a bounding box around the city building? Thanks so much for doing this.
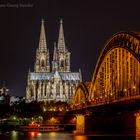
[26,19,82,103]
[0,83,10,105]
[10,96,25,106]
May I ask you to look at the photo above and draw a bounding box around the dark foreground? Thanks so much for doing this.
[0,131,136,140]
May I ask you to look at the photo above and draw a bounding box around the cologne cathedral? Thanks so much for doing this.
[26,19,82,103]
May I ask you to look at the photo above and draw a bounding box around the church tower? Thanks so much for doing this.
[52,19,70,72]
[26,19,81,103]
[34,19,50,72]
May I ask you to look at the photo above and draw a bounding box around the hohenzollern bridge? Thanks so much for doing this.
[72,32,140,108]
[68,32,140,136]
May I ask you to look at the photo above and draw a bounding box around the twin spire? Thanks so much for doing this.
[39,19,66,52]
[35,19,70,73]
[39,19,47,51]
[58,19,66,51]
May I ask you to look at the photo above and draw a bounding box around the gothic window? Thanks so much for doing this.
[41,60,45,67]
[61,60,64,68]
[30,86,34,97]
[56,83,60,96]
[49,92,53,98]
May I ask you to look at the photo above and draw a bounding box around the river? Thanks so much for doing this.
[0,131,135,140]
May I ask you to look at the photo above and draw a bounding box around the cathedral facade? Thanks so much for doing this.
[26,20,82,103]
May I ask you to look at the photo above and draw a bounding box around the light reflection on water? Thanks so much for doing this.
[0,131,135,140]
[0,131,74,140]
[74,135,88,140]
[27,131,73,140]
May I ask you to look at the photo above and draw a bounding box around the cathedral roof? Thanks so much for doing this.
[29,72,80,81]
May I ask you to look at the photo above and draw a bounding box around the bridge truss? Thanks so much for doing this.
[72,32,140,109]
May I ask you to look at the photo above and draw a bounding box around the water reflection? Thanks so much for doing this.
[28,131,73,140]
[11,131,18,140]
[0,131,136,140]
[28,131,40,137]
[74,135,88,140]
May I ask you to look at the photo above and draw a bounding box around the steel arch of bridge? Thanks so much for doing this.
[91,32,140,86]
[72,82,90,109]
[72,32,140,109]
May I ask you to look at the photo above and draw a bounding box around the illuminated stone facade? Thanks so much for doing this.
[26,20,82,103]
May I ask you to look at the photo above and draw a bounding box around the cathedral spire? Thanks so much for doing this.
[34,19,50,72]
[39,19,47,51]
[57,19,66,51]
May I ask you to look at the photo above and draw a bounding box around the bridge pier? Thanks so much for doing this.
[76,114,85,134]
[75,114,95,134]
[75,111,137,135]
[135,111,140,139]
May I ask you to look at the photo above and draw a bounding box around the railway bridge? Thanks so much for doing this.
[68,32,140,137]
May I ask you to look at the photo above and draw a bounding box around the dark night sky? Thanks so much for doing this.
[0,0,140,96]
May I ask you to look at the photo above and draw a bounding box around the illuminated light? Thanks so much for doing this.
[37,133,42,137]
[43,107,46,112]
[110,93,113,96]
[31,132,35,136]
[133,86,136,89]
[38,116,43,120]
[28,131,39,137]
[100,96,102,99]
[50,117,57,124]
[13,116,16,120]
[30,132,35,137]
[29,122,40,127]
[124,88,127,92]
[105,94,107,97]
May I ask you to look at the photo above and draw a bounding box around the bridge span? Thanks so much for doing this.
[68,32,140,137]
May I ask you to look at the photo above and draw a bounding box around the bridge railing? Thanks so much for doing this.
[72,92,140,110]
